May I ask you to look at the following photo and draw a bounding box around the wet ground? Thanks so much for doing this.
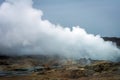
[0,56,120,80]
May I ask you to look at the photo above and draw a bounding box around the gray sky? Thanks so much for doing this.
[0,0,120,37]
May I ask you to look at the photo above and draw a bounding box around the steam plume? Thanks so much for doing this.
[0,0,120,61]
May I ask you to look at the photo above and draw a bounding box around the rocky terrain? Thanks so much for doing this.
[0,55,119,80]
[0,37,120,80]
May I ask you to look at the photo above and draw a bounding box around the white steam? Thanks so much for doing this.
[0,0,120,61]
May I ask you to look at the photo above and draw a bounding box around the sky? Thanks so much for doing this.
[35,0,120,37]
[0,0,120,37]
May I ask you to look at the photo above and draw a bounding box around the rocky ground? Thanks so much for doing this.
[0,55,120,80]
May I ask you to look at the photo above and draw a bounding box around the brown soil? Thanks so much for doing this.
[0,56,120,80]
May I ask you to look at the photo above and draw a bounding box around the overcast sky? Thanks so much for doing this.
[0,0,120,37]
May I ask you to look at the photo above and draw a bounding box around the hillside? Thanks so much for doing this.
[103,37,120,47]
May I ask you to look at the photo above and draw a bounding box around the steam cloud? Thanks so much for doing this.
[0,0,120,61]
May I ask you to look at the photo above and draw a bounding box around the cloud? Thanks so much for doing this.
[0,0,120,61]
